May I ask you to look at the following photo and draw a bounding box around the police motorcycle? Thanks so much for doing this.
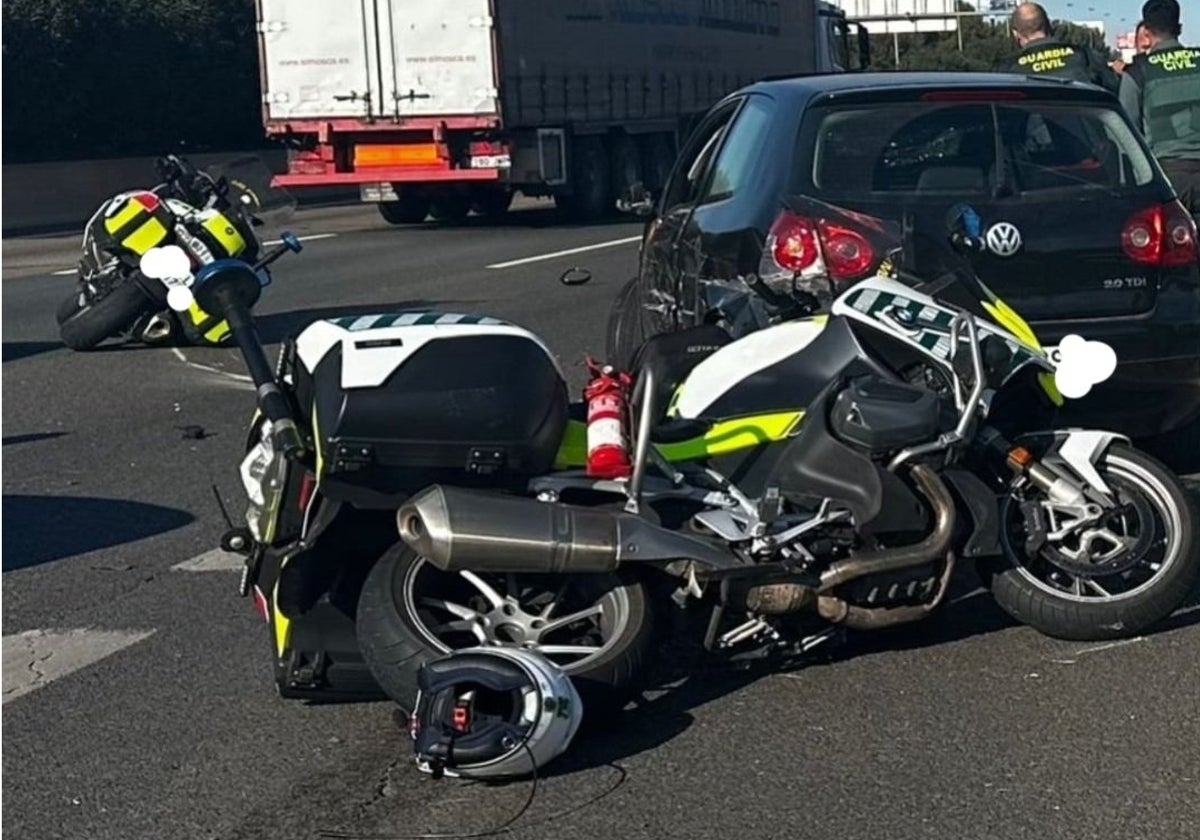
[161,201,1198,714]
[57,154,291,351]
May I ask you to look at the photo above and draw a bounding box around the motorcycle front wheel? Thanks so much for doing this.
[356,544,653,713]
[59,281,152,351]
[983,443,1199,641]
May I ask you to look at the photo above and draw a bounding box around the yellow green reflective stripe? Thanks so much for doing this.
[655,411,803,462]
[982,298,1041,350]
[553,419,588,468]
[120,217,169,254]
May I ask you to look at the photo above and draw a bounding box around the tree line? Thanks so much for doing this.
[1,1,1114,164]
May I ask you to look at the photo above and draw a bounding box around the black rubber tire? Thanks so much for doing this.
[471,187,514,219]
[605,275,653,371]
[608,133,643,205]
[378,193,430,225]
[59,281,151,351]
[56,286,87,325]
[356,543,652,714]
[639,132,675,194]
[428,192,472,224]
[556,136,611,222]
[981,443,1200,641]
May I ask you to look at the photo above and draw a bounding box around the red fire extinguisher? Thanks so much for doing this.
[583,357,633,479]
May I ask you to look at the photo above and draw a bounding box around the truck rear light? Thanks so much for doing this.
[760,210,876,288]
[354,143,441,167]
[1122,201,1198,267]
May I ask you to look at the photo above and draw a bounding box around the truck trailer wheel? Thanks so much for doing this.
[640,133,675,195]
[471,186,514,219]
[429,192,472,224]
[378,192,430,225]
[556,136,611,223]
[608,134,643,205]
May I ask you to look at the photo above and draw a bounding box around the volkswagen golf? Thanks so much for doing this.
[608,72,1200,440]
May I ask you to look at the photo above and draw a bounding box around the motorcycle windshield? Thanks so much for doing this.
[207,155,296,225]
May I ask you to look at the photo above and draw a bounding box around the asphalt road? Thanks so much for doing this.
[4,202,1199,840]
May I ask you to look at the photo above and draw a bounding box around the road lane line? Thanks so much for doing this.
[172,548,245,573]
[486,235,641,269]
[51,269,77,276]
[172,348,253,384]
[263,233,337,246]
[2,628,156,704]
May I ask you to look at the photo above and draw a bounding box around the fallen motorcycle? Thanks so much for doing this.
[164,204,1199,710]
[57,154,291,351]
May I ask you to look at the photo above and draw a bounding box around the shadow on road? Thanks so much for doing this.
[1,494,195,571]
[548,567,1200,775]
[2,340,64,363]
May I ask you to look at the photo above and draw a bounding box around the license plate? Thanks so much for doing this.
[470,154,511,169]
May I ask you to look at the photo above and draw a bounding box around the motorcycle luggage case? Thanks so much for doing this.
[290,312,569,505]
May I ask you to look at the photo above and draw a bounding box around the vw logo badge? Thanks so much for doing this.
[985,222,1022,257]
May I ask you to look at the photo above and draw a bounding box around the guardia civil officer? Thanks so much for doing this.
[1119,0,1200,214]
[1008,3,1121,94]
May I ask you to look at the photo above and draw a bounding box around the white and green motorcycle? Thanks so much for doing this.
[160,203,1199,711]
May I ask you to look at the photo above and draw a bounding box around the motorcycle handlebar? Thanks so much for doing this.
[223,300,305,460]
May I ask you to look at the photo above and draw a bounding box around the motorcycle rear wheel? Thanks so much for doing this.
[59,281,152,351]
[983,444,1199,641]
[356,543,652,714]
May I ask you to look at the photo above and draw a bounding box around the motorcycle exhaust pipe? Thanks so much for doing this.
[817,551,957,631]
[397,485,739,574]
[817,463,956,593]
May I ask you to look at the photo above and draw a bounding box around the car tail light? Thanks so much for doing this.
[1122,201,1198,267]
[816,220,874,279]
[769,211,820,272]
[761,209,877,288]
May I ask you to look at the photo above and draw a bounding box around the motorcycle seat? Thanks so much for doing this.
[629,323,732,425]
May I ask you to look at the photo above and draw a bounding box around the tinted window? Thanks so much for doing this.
[662,104,739,210]
[802,101,1157,198]
[698,96,775,205]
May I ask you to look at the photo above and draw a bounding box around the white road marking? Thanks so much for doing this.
[172,347,253,385]
[172,548,245,573]
[2,628,156,704]
[486,235,642,269]
[263,233,337,246]
[51,268,77,276]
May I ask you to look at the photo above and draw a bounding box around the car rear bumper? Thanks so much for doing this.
[1030,295,1200,438]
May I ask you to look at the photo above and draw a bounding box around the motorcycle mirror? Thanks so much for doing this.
[559,266,591,286]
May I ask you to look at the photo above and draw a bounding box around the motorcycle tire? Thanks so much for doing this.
[605,275,650,371]
[982,443,1200,641]
[56,287,87,325]
[356,543,652,715]
[59,281,152,351]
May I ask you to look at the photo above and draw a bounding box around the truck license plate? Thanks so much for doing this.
[470,154,511,169]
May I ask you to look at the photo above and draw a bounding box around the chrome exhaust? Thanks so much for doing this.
[397,485,739,574]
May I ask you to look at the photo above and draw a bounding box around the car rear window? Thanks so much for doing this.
[798,100,1159,199]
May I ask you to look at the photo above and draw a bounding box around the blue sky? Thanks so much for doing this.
[981,1,1195,44]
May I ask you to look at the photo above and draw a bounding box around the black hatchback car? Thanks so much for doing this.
[608,72,1200,440]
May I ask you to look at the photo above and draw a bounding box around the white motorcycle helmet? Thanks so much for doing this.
[409,647,583,780]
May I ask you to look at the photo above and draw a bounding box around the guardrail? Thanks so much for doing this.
[2,149,359,236]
